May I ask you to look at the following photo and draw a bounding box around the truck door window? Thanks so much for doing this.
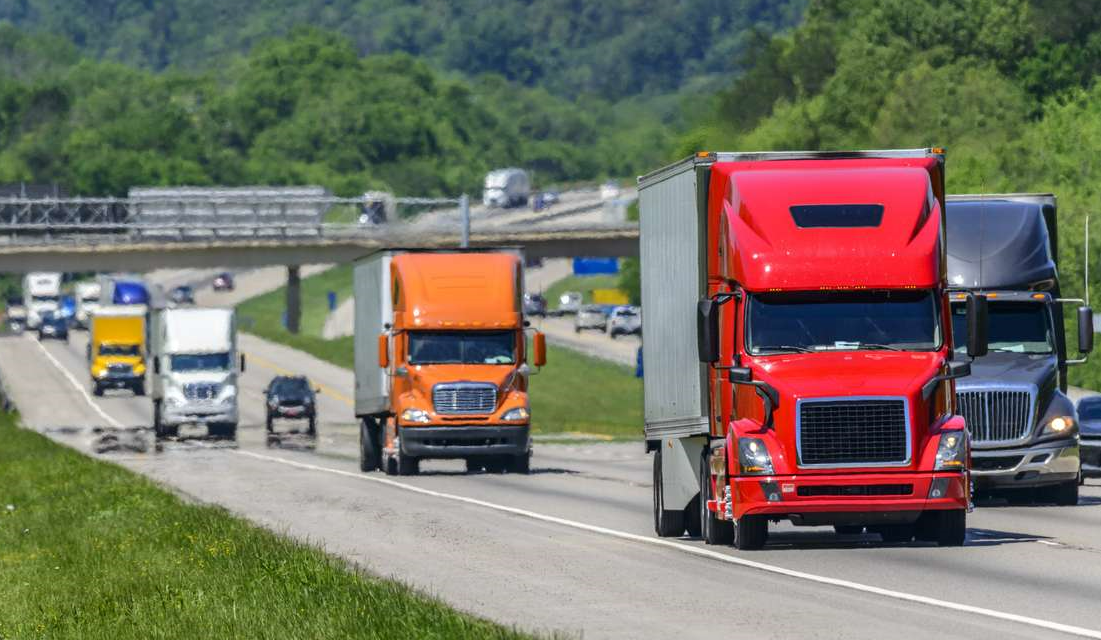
[407,331,516,364]
[950,301,1053,355]
[746,290,940,354]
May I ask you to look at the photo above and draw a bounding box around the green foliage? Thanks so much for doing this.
[2,1,806,100]
[0,414,530,639]
[0,25,670,196]
[686,0,1101,389]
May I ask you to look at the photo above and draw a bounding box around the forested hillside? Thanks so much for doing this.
[0,26,674,196]
[1,0,804,99]
[685,0,1101,387]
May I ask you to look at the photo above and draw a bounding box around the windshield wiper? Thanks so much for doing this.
[757,344,814,353]
[851,343,902,351]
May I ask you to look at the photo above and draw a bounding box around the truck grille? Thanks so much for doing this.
[432,383,496,415]
[106,363,133,376]
[183,383,222,400]
[955,389,1033,444]
[798,399,909,466]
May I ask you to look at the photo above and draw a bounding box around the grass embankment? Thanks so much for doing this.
[0,414,529,639]
[541,274,620,309]
[237,268,643,439]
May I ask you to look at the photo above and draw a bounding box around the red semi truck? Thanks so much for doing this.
[639,149,987,549]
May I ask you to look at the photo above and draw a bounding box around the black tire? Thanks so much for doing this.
[1052,479,1079,506]
[574,326,581,334]
[834,525,865,536]
[307,415,317,437]
[699,448,733,545]
[874,524,915,544]
[92,381,103,397]
[358,418,382,472]
[934,509,967,547]
[653,448,686,537]
[465,458,483,473]
[266,414,274,434]
[153,401,178,439]
[733,514,768,550]
[397,454,420,476]
[483,457,508,474]
[133,381,145,396]
[508,453,531,474]
[209,422,237,439]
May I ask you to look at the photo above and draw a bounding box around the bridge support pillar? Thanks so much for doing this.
[286,265,301,334]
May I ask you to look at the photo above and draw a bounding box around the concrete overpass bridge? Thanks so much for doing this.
[0,195,639,272]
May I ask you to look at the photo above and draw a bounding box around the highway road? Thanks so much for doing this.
[5,297,1101,638]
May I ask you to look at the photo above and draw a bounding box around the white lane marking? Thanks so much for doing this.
[26,335,124,429]
[1037,540,1064,547]
[234,448,1101,639]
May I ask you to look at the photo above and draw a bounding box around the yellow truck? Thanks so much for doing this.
[88,305,147,397]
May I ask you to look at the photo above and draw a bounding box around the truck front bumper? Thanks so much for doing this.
[399,424,530,459]
[732,472,968,525]
[163,403,238,427]
[96,375,142,389]
[971,439,1079,490]
[1080,437,1101,478]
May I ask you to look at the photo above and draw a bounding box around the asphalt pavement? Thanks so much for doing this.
[5,311,1101,638]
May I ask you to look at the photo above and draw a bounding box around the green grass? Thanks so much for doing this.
[0,414,531,639]
[234,268,643,438]
[237,265,354,338]
[542,275,621,309]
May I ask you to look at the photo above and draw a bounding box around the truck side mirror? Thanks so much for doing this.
[1078,306,1094,354]
[239,354,246,373]
[697,299,720,363]
[728,367,752,383]
[966,294,989,359]
[377,333,389,368]
[532,331,547,367]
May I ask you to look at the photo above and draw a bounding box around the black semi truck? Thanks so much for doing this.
[946,194,1093,505]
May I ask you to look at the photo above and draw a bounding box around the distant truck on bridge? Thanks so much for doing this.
[640,149,983,549]
[354,250,546,475]
[945,194,1092,504]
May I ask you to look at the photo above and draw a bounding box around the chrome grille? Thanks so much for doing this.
[956,389,1033,444]
[432,383,496,415]
[798,398,909,467]
[183,382,222,400]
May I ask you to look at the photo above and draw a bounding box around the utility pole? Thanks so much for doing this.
[460,194,470,249]
[286,265,301,334]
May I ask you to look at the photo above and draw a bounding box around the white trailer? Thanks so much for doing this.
[150,307,243,439]
[22,272,62,329]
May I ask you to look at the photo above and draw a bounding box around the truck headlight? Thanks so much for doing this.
[935,430,967,471]
[1043,416,1075,436]
[738,438,774,475]
[501,407,529,422]
[400,408,431,424]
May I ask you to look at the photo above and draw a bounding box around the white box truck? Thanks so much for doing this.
[150,307,244,439]
[74,282,102,329]
[22,272,62,329]
[482,168,531,208]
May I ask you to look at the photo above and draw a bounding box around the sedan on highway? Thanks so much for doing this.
[37,310,69,342]
[550,291,582,317]
[169,285,195,306]
[212,272,235,291]
[574,304,608,333]
[606,305,641,338]
[265,375,318,436]
[1077,395,1101,478]
[523,293,547,317]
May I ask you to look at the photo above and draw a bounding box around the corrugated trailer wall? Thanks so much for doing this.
[638,160,710,439]
[354,252,394,417]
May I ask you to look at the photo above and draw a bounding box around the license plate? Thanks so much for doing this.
[284,408,302,416]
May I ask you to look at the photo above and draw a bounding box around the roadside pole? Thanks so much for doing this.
[286,265,301,334]
[460,194,470,248]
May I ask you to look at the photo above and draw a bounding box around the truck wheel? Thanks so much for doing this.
[152,401,178,439]
[465,458,483,473]
[1051,479,1079,506]
[574,326,581,334]
[92,381,103,397]
[266,415,274,434]
[307,416,317,437]
[733,514,768,550]
[934,509,967,547]
[699,448,733,545]
[133,381,145,396]
[652,448,686,537]
[210,423,237,440]
[397,454,420,476]
[358,418,382,472]
[508,453,531,475]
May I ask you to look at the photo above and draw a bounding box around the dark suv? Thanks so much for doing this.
[264,375,317,435]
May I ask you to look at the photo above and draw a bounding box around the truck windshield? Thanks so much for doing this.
[171,353,230,371]
[747,290,940,354]
[951,301,1053,355]
[407,331,516,364]
[31,295,60,303]
[100,344,140,356]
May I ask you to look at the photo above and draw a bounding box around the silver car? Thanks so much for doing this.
[551,291,582,316]
[607,305,641,338]
[574,304,608,333]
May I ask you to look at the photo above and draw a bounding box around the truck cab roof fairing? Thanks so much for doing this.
[710,162,944,291]
[391,252,522,330]
[945,199,1056,290]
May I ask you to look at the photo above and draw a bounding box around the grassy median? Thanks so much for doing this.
[236,268,643,439]
[0,414,530,639]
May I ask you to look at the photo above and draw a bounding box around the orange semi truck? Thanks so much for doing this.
[354,250,546,475]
